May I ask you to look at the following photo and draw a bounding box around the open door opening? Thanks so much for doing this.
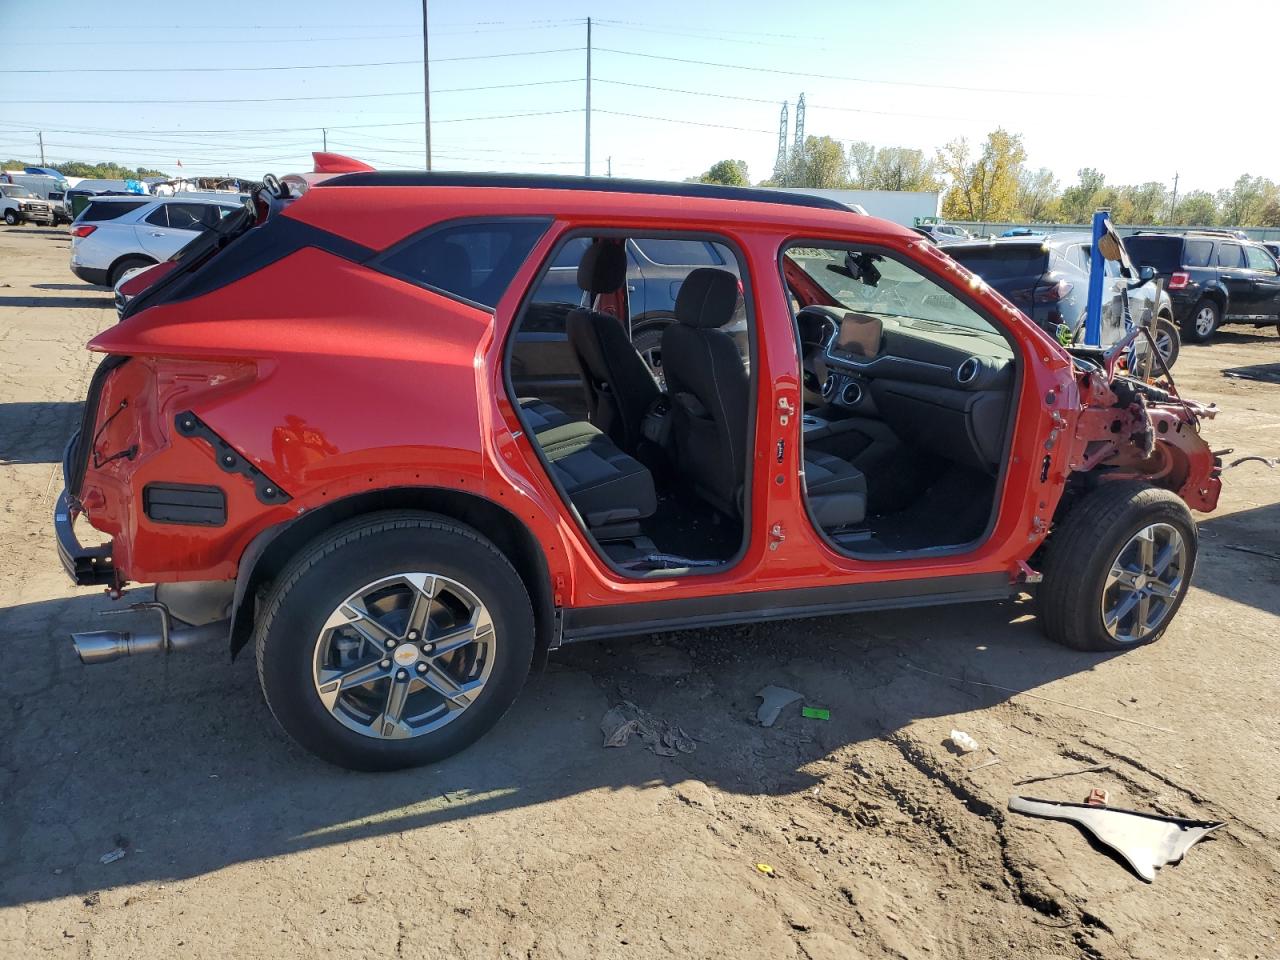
[507,233,755,576]
[785,243,1019,556]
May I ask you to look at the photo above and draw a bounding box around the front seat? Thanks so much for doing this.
[566,240,660,454]
[661,267,748,516]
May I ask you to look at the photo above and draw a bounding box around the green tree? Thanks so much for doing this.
[3,158,170,179]
[1171,191,1218,227]
[785,136,850,189]
[1014,167,1060,222]
[1059,168,1109,223]
[846,141,876,186]
[936,129,1026,221]
[1120,181,1169,225]
[858,146,942,192]
[696,159,750,187]
[1216,174,1278,226]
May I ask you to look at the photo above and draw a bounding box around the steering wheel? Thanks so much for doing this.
[797,306,844,406]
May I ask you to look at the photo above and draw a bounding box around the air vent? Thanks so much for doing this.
[956,357,982,385]
[821,374,837,399]
[841,380,863,406]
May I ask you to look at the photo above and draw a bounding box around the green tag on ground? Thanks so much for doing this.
[801,707,830,721]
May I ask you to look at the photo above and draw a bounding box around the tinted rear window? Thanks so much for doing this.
[375,219,550,309]
[1217,243,1244,267]
[947,245,1049,281]
[1124,236,1183,272]
[1183,240,1214,267]
[81,200,147,222]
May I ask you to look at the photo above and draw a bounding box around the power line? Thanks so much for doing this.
[595,110,773,134]
[594,46,1083,97]
[11,18,583,31]
[0,47,582,74]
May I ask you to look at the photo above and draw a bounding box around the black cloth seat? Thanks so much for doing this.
[518,397,574,434]
[566,240,660,453]
[661,267,748,516]
[803,449,868,529]
[537,420,657,532]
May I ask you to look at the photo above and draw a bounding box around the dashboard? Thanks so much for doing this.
[797,306,1015,472]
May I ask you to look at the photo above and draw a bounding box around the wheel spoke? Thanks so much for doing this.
[316,659,392,711]
[1152,534,1182,576]
[328,600,398,648]
[1136,591,1152,630]
[378,675,413,737]
[1137,527,1156,572]
[1107,561,1140,589]
[422,662,484,707]
[1147,574,1181,599]
[402,573,437,640]
[1105,589,1141,628]
[430,607,494,657]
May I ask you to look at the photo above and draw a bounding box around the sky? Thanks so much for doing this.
[1,0,1277,195]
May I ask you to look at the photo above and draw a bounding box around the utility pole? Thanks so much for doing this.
[1168,171,1179,221]
[584,17,592,177]
[422,0,431,170]
[607,156,612,178]
[38,130,45,165]
[322,128,327,151]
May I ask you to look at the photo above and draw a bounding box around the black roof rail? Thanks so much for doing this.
[315,170,856,213]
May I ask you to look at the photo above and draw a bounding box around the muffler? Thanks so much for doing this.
[71,601,228,665]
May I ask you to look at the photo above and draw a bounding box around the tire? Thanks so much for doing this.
[3,210,17,226]
[1181,298,1220,343]
[255,511,535,771]
[1038,481,1197,652]
[1154,316,1180,369]
[631,325,666,388]
[107,255,155,287]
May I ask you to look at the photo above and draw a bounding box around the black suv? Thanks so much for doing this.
[1125,231,1280,341]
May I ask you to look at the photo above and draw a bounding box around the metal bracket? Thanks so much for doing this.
[175,411,291,506]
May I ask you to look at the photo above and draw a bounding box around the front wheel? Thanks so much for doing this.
[1038,481,1197,652]
[3,210,17,226]
[255,512,535,770]
[1154,316,1181,369]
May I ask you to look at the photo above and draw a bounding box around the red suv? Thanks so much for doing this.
[55,155,1223,770]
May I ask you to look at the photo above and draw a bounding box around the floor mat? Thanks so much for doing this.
[640,491,742,563]
[859,466,995,553]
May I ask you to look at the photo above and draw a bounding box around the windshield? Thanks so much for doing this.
[2,185,35,198]
[787,246,1009,342]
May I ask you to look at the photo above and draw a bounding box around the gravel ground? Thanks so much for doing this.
[1,225,1277,960]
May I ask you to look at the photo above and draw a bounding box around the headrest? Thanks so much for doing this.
[577,240,627,294]
[675,268,739,329]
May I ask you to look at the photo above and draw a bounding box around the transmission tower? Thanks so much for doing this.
[792,92,806,161]
[773,100,789,185]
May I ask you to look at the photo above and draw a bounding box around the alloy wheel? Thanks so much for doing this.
[1194,307,1216,337]
[1100,522,1187,644]
[312,572,495,740]
[1155,328,1174,363]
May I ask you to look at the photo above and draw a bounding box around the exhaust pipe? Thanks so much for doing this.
[71,601,228,665]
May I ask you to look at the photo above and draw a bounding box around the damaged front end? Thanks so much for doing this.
[1065,330,1221,512]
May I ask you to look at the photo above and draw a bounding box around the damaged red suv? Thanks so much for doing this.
[55,155,1223,770]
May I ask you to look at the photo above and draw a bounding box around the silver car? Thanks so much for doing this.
[70,195,245,286]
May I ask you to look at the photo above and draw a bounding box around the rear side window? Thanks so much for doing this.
[1217,243,1244,268]
[1183,240,1214,267]
[375,218,550,309]
[633,238,723,266]
[81,200,147,222]
[947,245,1049,281]
[1124,236,1182,272]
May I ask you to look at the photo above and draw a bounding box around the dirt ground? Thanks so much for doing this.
[1,224,1277,960]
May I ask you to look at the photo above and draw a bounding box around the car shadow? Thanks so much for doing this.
[1221,362,1280,385]
[32,282,97,292]
[0,295,112,309]
[1196,501,1280,616]
[1187,328,1278,347]
[1,227,65,236]
[0,588,1124,910]
[0,401,81,463]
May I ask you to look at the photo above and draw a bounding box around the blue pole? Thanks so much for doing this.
[1085,210,1108,346]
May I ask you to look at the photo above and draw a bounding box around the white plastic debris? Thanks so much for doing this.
[99,848,127,865]
[948,730,980,754]
[756,686,803,727]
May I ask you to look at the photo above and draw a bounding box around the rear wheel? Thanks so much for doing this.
[1154,316,1180,369]
[255,512,535,770]
[107,255,155,287]
[1038,481,1196,652]
[1182,299,1220,343]
[632,326,666,388]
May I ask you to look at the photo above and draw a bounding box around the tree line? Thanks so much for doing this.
[692,129,1280,227]
[2,159,171,180]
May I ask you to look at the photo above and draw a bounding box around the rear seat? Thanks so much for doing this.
[518,399,657,536]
